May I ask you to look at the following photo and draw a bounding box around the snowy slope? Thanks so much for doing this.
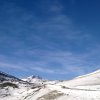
[1,70,100,100]
[57,70,100,87]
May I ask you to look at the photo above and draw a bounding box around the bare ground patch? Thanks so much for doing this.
[37,90,64,100]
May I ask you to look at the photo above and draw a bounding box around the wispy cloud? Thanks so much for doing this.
[0,61,28,71]
[0,0,100,79]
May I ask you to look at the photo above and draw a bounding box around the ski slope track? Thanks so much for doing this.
[0,70,100,100]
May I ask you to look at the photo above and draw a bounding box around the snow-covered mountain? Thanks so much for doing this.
[0,71,29,84]
[22,75,46,84]
[0,71,21,82]
[1,70,100,100]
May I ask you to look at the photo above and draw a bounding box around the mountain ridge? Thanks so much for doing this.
[0,70,100,100]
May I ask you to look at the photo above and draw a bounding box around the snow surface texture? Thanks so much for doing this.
[0,70,100,100]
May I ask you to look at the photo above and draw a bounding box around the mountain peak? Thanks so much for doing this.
[22,75,44,84]
[27,75,42,80]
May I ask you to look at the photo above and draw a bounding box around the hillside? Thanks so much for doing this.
[0,70,100,100]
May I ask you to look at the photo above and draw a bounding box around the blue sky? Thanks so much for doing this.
[0,0,100,80]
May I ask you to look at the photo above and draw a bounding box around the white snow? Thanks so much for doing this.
[1,70,100,100]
